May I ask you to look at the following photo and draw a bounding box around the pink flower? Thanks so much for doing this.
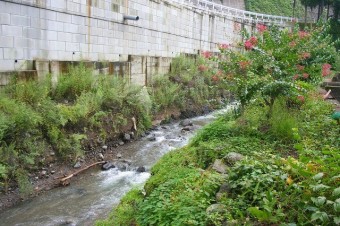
[296,65,305,71]
[244,36,258,51]
[300,52,311,60]
[198,65,208,72]
[244,40,253,50]
[322,63,332,70]
[322,63,332,77]
[249,36,258,45]
[293,74,299,80]
[202,51,212,59]
[218,43,229,50]
[302,73,309,79]
[256,24,267,33]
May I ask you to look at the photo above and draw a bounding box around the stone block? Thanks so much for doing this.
[65,42,80,52]
[3,48,24,60]
[0,36,14,48]
[0,13,10,25]
[46,20,64,31]
[0,48,3,59]
[14,37,34,48]
[71,15,85,25]
[72,34,86,43]
[49,41,66,51]
[24,27,42,39]
[67,2,80,12]
[0,60,15,71]
[56,12,72,23]
[11,15,30,27]
[51,0,66,9]
[40,10,56,20]
[57,32,73,42]
[2,25,23,37]
[63,23,78,33]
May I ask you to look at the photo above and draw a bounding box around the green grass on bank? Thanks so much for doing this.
[0,56,226,196]
[97,92,339,225]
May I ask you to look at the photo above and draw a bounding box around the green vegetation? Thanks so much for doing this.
[245,0,305,18]
[0,57,225,195]
[99,24,339,225]
[99,92,340,225]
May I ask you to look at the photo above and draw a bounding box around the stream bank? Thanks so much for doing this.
[0,106,233,226]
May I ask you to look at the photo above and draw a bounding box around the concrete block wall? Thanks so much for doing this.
[0,0,249,85]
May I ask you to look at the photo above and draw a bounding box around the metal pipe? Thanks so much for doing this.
[123,15,139,21]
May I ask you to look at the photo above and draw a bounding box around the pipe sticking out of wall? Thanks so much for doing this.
[123,15,139,20]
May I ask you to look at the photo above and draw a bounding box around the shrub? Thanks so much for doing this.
[53,63,94,102]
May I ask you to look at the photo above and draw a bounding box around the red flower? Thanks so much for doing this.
[256,24,267,33]
[302,73,309,79]
[322,63,332,77]
[298,31,310,39]
[249,36,258,45]
[198,65,208,72]
[202,51,212,59]
[218,43,229,50]
[293,74,299,80]
[296,65,305,71]
[239,61,251,70]
[244,40,253,50]
[244,36,258,51]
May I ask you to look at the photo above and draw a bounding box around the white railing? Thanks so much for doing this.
[171,0,301,25]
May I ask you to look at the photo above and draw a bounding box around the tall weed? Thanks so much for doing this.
[53,63,94,102]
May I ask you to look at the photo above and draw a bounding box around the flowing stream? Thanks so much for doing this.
[0,107,233,226]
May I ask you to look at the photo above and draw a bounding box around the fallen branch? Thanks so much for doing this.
[59,161,106,186]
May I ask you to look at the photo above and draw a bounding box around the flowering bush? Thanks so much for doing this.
[212,24,337,114]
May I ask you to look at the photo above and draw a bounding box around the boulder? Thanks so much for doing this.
[180,119,193,127]
[123,133,131,142]
[118,141,125,146]
[215,183,231,202]
[102,162,115,170]
[114,161,128,171]
[73,162,81,169]
[147,134,156,141]
[98,153,104,160]
[181,126,192,132]
[224,152,244,165]
[136,166,146,173]
[212,159,228,174]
